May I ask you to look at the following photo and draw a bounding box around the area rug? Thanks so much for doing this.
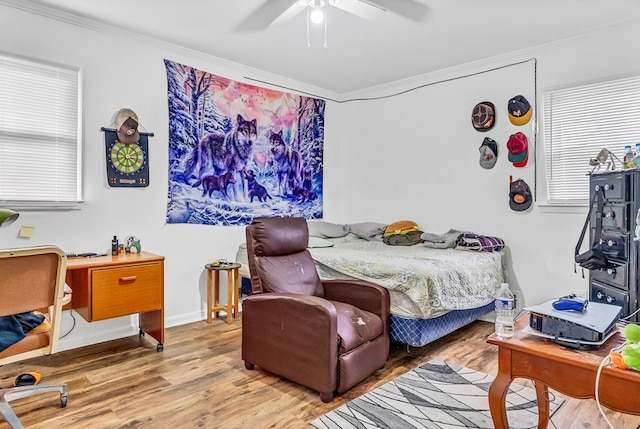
[311,358,564,429]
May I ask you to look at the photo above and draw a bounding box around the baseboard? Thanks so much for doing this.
[58,325,138,352]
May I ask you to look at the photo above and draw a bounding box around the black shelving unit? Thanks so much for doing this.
[589,170,640,321]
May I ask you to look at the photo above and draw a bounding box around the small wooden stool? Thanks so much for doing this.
[205,262,241,324]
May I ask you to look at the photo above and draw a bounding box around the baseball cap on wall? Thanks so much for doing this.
[507,95,532,126]
[472,101,495,132]
[509,178,532,211]
[114,108,140,143]
[507,132,528,167]
[479,137,498,169]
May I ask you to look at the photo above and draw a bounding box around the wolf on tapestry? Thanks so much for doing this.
[164,60,324,225]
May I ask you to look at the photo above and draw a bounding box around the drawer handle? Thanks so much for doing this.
[604,211,614,218]
[604,184,613,191]
[600,239,616,247]
[607,268,616,275]
[120,275,138,282]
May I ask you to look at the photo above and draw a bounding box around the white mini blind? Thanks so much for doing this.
[0,54,80,205]
[543,75,640,205]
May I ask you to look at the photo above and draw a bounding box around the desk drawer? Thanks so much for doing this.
[591,260,628,289]
[591,281,628,317]
[591,173,630,202]
[591,203,630,232]
[91,263,162,321]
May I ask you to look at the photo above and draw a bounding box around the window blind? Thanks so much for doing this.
[0,54,80,205]
[543,75,640,205]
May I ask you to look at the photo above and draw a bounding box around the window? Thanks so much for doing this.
[0,53,81,207]
[543,75,640,205]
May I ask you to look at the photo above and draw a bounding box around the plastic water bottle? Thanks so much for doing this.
[495,283,515,338]
[634,143,640,168]
[623,145,635,169]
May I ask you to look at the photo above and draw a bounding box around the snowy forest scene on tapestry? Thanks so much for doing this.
[165,59,324,225]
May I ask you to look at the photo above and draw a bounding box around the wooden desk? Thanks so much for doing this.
[487,315,640,428]
[66,251,165,351]
[205,262,240,325]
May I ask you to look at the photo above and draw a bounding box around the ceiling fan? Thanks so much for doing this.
[235,0,429,31]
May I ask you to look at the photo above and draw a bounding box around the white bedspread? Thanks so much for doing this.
[308,235,504,319]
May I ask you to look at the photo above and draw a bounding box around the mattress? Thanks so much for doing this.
[235,233,504,320]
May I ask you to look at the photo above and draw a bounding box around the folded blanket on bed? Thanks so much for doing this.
[384,230,424,246]
[421,229,465,249]
[456,233,505,252]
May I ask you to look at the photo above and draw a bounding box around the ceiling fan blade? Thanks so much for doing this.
[358,0,428,21]
[272,1,307,26]
[235,0,301,31]
[330,0,386,20]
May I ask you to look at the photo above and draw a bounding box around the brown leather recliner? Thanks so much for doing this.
[242,217,390,402]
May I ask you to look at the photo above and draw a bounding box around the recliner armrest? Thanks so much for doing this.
[322,279,390,322]
[242,293,338,342]
[241,293,340,394]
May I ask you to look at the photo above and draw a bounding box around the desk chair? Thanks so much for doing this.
[0,246,69,429]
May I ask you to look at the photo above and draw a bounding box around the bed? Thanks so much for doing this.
[236,221,505,347]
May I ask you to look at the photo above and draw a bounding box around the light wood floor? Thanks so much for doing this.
[1,315,639,429]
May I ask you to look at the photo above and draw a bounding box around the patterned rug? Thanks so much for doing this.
[311,358,564,429]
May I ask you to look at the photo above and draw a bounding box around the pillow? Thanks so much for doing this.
[384,220,419,236]
[347,222,387,242]
[307,237,335,248]
[307,221,348,238]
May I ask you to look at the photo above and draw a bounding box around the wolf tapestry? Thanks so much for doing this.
[164,60,324,225]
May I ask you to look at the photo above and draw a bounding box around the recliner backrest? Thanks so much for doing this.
[246,217,324,297]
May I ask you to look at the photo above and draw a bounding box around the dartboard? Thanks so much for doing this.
[109,141,146,175]
[104,130,150,187]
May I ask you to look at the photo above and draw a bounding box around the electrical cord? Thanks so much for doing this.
[59,309,76,339]
[595,351,620,429]
[617,307,640,328]
[244,58,538,104]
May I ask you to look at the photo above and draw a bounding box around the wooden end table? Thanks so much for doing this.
[487,315,640,428]
[205,262,241,324]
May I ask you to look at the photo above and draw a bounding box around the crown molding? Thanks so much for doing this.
[0,0,339,101]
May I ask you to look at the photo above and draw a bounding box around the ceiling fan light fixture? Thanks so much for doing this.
[310,8,324,24]
[307,0,328,47]
[309,0,326,24]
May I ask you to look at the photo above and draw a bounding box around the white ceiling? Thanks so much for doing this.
[19,0,640,95]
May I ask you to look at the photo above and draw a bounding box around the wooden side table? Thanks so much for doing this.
[205,262,241,324]
[487,315,639,429]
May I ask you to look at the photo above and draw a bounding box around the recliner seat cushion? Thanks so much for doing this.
[331,301,383,354]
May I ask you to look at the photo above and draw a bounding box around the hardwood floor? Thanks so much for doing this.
[1,315,640,429]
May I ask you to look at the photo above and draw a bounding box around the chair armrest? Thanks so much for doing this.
[242,293,338,346]
[322,279,390,322]
[242,293,339,393]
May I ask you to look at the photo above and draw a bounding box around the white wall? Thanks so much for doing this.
[328,19,640,310]
[0,3,345,350]
[1,3,639,350]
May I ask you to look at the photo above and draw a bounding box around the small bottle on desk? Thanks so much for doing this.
[111,236,118,256]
